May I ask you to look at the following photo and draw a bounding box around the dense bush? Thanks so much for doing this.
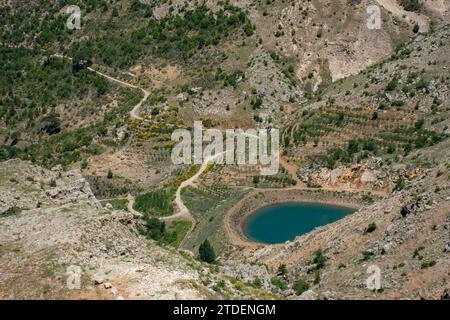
[270,278,288,290]
[399,0,422,12]
[70,4,253,67]
[364,222,377,234]
[293,279,309,295]
[40,113,61,135]
[142,216,166,241]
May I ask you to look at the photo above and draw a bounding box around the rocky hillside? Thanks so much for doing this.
[0,159,274,299]
[0,0,449,300]
[281,23,449,186]
[229,146,449,299]
[219,21,450,301]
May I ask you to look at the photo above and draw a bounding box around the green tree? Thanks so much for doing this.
[199,239,216,263]
[107,169,113,179]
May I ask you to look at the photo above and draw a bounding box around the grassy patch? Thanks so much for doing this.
[165,221,192,247]
[181,185,248,251]
[133,190,174,217]
[1,206,22,218]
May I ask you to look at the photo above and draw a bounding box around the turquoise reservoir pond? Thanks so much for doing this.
[244,202,355,244]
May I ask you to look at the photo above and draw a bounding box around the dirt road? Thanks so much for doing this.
[52,54,150,121]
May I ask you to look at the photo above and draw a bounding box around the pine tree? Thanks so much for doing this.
[198,239,216,263]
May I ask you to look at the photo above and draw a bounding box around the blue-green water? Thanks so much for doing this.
[244,202,354,244]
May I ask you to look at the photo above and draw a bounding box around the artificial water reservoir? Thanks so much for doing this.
[243,202,355,244]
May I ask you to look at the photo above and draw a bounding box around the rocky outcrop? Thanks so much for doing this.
[222,261,271,289]
[0,160,272,300]
[0,159,100,213]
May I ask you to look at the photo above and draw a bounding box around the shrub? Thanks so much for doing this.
[386,78,398,91]
[311,249,326,269]
[40,113,61,135]
[364,222,377,234]
[244,22,254,36]
[348,139,359,154]
[362,250,374,261]
[415,118,425,130]
[371,112,378,120]
[293,279,309,295]
[387,144,396,154]
[394,178,406,191]
[252,276,262,288]
[413,246,425,259]
[107,169,113,179]
[415,78,429,91]
[420,260,436,269]
[277,263,287,275]
[313,270,321,284]
[362,139,378,152]
[151,107,160,116]
[399,0,421,12]
[81,160,88,169]
[362,194,375,204]
[251,97,263,109]
[270,277,287,290]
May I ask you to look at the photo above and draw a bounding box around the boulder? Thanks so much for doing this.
[444,242,450,253]
[298,289,317,300]
[105,203,113,210]
[93,275,104,285]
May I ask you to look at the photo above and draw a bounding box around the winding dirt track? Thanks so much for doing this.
[173,152,226,220]
[90,68,150,121]
[52,54,389,249]
[52,54,150,121]
[52,54,204,243]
